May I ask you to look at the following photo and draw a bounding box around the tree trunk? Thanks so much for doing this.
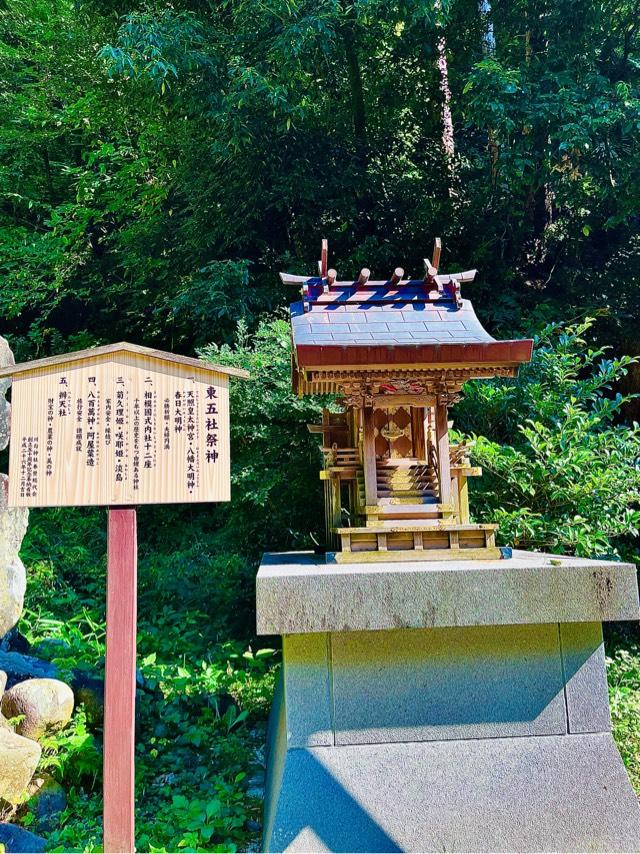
[42,146,54,206]
[340,23,367,163]
[478,0,499,183]
[435,5,455,173]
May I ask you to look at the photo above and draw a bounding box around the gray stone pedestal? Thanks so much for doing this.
[257,551,640,853]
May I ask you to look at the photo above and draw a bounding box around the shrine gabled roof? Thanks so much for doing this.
[290,292,533,368]
[284,237,533,371]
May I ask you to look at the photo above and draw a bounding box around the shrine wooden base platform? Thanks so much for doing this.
[257,551,640,853]
[333,522,499,562]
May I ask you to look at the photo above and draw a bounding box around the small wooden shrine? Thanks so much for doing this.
[284,238,533,562]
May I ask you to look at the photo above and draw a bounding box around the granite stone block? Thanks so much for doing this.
[256,551,640,635]
[330,624,567,744]
[282,633,333,748]
[264,733,640,852]
[560,621,611,733]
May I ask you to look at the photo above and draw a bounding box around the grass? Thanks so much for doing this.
[606,624,640,792]
[8,507,640,851]
[14,507,278,852]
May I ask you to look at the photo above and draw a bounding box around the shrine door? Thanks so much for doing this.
[372,407,414,459]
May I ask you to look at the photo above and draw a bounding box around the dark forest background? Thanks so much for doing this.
[1,1,640,848]
[3,0,640,559]
[1,0,639,362]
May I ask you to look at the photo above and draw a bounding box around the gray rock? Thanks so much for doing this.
[71,669,103,725]
[0,652,59,689]
[0,336,14,452]
[0,557,26,641]
[0,473,28,639]
[0,474,29,569]
[0,336,14,395]
[27,773,67,831]
[4,664,106,726]
[0,396,9,453]
[2,678,74,741]
[0,823,46,853]
[3,629,31,655]
[0,728,42,804]
[0,669,7,698]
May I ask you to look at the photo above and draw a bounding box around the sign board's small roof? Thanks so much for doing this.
[0,342,250,380]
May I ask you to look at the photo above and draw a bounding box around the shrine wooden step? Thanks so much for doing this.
[376,478,437,488]
[376,476,435,484]
[377,475,437,486]
[377,488,438,496]
[376,459,432,468]
[333,523,499,563]
[366,517,454,528]
[366,497,453,516]
[373,496,439,505]
[377,467,436,472]
[323,447,359,466]
[368,518,453,528]
[377,484,437,490]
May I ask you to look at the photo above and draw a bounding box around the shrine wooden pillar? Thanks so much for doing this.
[435,400,452,505]
[362,406,377,506]
[411,407,426,460]
[458,475,470,524]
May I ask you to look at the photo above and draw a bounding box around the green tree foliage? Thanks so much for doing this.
[198,316,328,556]
[2,2,640,845]
[455,319,640,557]
[1,0,639,356]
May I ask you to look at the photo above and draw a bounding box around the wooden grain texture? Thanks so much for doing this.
[8,352,232,507]
[411,406,426,459]
[104,508,137,854]
[0,341,249,380]
[362,407,378,506]
[320,239,328,278]
[435,402,452,505]
[432,236,442,270]
[335,523,498,534]
[333,546,501,563]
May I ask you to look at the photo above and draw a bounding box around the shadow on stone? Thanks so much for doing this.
[270,750,402,853]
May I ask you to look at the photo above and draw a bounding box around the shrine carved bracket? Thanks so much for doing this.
[300,366,517,403]
[331,370,505,408]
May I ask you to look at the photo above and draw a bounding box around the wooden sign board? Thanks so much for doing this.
[0,342,249,854]
[0,343,249,508]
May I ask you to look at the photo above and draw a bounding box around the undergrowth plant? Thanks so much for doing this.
[18,506,277,853]
[456,318,640,557]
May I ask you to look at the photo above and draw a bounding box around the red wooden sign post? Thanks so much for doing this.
[0,344,249,854]
[104,508,137,853]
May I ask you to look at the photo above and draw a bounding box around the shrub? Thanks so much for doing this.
[455,318,640,557]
